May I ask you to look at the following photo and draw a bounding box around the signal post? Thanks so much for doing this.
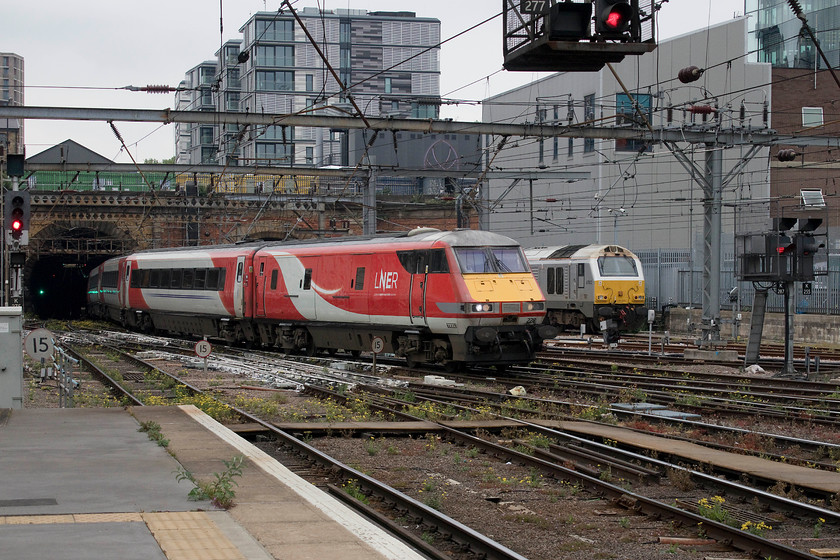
[3,154,27,307]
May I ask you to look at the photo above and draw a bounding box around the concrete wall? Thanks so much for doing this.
[665,306,840,346]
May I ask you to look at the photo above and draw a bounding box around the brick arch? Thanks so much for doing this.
[30,219,139,258]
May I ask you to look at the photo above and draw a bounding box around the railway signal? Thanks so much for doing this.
[595,0,633,37]
[4,190,30,245]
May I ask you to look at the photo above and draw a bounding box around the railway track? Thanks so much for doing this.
[30,325,840,559]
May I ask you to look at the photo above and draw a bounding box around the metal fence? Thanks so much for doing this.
[639,249,840,315]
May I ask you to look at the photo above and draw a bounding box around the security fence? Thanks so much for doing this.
[638,249,840,315]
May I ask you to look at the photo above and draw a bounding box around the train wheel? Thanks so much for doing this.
[405,355,419,369]
[305,344,318,357]
[443,361,464,373]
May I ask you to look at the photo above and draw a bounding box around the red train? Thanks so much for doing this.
[86,228,557,370]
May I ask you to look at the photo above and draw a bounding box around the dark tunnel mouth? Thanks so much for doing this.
[26,254,109,320]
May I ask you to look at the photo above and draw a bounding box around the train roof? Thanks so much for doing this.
[127,228,523,257]
[525,244,639,260]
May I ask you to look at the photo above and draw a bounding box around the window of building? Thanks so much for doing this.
[225,46,240,65]
[200,88,213,106]
[391,101,400,112]
[256,45,294,67]
[802,106,824,128]
[411,102,438,119]
[199,127,214,145]
[305,146,314,164]
[262,125,293,141]
[256,70,294,91]
[226,92,240,111]
[201,147,217,164]
[583,94,595,153]
[256,142,293,164]
[340,20,351,43]
[256,19,294,42]
[226,68,240,88]
[615,92,652,152]
[384,77,392,93]
[305,74,314,92]
[199,67,215,85]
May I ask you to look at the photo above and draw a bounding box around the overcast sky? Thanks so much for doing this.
[3,1,744,163]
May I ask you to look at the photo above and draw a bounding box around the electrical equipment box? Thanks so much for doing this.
[0,307,23,409]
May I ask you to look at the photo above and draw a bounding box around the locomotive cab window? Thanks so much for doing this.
[454,247,529,274]
[397,249,450,274]
[597,256,638,277]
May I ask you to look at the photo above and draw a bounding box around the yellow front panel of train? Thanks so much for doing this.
[594,280,645,305]
[466,273,542,302]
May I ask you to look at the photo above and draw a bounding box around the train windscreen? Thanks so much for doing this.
[597,255,638,277]
[455,247,529,274]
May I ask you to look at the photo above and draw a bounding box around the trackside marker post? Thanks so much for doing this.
[195,338,212,374]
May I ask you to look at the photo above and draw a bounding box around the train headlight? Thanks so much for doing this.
[523,302,545,312]
[469,303,494,313]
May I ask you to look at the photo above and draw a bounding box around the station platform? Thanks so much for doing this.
[0,406,426,560]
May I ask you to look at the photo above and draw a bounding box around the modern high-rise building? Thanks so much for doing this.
[175,59,226,166]
[747,0,840,68]
[0,52,24,157]
[176,8,441,168]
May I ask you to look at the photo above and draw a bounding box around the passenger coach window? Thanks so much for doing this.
[206,268,220,289]
[194,269,206,290]
[182,269,194,289]
[170,269,182,288]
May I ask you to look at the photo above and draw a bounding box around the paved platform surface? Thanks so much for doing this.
[0,406,426,560]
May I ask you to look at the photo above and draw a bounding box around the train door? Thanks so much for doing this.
[233,256,246,318]
[409,251,428,326]
[276,254,317,320]
[575,263,585,299]
[119,258,130,309]
[255,255,269,317]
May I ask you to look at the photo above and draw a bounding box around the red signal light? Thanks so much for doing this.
[595,0,633,36]
[11,219,22,232]
[605,9,627,30]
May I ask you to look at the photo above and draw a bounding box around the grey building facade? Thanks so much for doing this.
[176,8,441,168]
[1,52,24,157]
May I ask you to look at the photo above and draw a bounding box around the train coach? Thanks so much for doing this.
[525,244,647,340]
[87,228,558,370]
